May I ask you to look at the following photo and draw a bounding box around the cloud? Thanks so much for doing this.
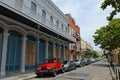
[52,0,120,51]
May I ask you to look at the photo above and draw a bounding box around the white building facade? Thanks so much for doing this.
[0,0,75,76]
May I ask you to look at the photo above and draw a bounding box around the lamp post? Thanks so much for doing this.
[36,25,40,68]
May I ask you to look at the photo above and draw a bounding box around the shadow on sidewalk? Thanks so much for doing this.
[91,63,109,67]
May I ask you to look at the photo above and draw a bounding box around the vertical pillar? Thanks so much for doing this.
[64,46,67,60]
[63,45,65,60]
[56,43,58,58]
[20,36,27,73]
[45,41,48,58]
[0,30,9,76]
[53,43,56,58]
[58,44,61,58]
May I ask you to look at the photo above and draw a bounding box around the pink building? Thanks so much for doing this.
[66,14,81,60]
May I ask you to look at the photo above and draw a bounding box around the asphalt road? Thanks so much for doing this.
[28,59,112,80]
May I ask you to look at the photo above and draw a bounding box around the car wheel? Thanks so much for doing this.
[52,69,57,77]
[61,67,65,73]
[80,64,82,67]
[37,73,41,77]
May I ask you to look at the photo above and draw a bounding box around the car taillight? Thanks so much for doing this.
[36,67,41,71]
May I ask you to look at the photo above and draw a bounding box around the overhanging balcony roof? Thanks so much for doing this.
[0,4,75,43]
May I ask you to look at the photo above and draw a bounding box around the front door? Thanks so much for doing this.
[6,34,21,72]
[38,40,46,65]
[25,35,36,70]
[48,42,53,58]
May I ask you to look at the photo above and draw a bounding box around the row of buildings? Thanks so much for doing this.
[0,0,93,76]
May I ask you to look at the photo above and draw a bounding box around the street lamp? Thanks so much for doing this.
[36,25,40,68]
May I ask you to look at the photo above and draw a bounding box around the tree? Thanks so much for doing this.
[92,50,100,58]
[93,18,120,50]
[101,0,120,20]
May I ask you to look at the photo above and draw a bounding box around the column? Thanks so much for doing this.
[20,36,27,73]
[53,43,56,58]
[45,41,48,58]
[58,44,61,58]
[63,46,65,60]
[0,30,9,76]
[64,46,67,60]
[56,43,58,58]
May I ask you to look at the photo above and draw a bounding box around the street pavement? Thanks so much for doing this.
[27,59,112,80]
[0,59,112,80]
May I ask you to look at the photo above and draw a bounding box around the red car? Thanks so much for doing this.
[35,58,64,77]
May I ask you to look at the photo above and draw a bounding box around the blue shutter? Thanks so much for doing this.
[39,41,46,65]
[6,36,21,72]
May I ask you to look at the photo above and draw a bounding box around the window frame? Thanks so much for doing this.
[31,2,37,14]
[42,10,46,19]
[50,16,53,24]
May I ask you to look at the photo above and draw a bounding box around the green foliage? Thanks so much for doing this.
[92,50,100,58]
[93,18,120,50]
[101,0,120,20]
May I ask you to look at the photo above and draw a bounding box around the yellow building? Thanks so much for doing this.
[81,38,93,58]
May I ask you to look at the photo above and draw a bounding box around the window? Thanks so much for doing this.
[15,0,23,10]
[61,24,63,30]
[56,21,59,27]
[50,16,53,23]
[65,27,67,32]
[42,10,46,19]
[31,2,36,14]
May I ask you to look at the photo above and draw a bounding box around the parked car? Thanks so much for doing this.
[35,58,64,77]
[74,59,83,67]
[89,58,96,63]
[84,58,89,65]
[87,58,92,64]
[96,57,101,61]
[63,60,76,71]
[81,58,86,66]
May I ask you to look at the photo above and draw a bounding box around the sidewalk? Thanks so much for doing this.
[0,72,36,80]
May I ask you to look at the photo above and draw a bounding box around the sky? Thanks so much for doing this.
[52,0,120,51]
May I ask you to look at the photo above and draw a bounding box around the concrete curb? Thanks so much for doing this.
[19,74,36,80]
[0,73,36,80]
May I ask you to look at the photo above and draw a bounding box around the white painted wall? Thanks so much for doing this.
[0,0,75,42]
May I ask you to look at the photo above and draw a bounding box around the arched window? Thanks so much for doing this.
[50,16,53,23]
[31,2,37,14]
[56,21,59,27]
[42,10,46,19]
[61,24,63,30]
